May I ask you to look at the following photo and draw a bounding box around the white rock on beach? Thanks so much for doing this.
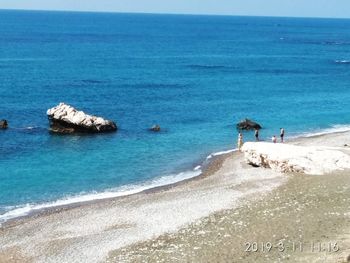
[242,142,350,175]
[47,103,117,134]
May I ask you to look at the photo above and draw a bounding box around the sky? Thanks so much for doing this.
[0,0,350,18]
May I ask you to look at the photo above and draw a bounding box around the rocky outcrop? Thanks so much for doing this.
[237,118,261,130]
[0,120,8,129]
[47,103,117,134]
[150,125,161,132]
[242,142,350,175]
[0,120,9,129]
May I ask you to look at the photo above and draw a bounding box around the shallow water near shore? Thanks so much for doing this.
[2,10,350,221]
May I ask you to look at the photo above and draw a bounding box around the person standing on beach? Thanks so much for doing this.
[280,128,285,142]
[238,132,243,151]
[272,135,277,143]
[254,129,259,141]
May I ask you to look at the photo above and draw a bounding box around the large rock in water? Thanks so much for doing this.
[242,142,350,175]
[237,118,262,130]
[0,119,8,129]
[47,103,117,134]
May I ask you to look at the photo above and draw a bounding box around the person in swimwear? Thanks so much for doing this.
[280,128,285,142]
[272,135,277,143]
[254,128,259,141]
[238,132,243,151]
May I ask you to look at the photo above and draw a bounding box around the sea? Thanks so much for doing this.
[1,10,350,223]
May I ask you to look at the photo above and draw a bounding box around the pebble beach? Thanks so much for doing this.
[1,131,350,262]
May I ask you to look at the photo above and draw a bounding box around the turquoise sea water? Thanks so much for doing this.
[1,10,350,221]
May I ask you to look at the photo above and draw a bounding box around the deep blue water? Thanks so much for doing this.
[1,10,350,220]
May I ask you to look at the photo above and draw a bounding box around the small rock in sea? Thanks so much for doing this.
[0,119,8,129]
[149,124,161,132]
[47,103,117,134]
[344,144,348,147]
[236,118,262,130]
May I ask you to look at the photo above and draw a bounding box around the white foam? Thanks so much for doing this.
[297,124,350,138]
[206,148,237,159]
[335,60,350,64]
[13,126,40,130]
[0,169,201,224]
[194,165,201,171]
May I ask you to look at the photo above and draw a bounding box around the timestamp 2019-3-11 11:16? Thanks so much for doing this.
[245,241,340,253]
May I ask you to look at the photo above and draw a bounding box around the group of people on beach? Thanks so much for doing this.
[237,128,285,151]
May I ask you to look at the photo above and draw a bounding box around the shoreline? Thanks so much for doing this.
[1,129,350,262]
[0,149,229,229]
[0,139,285,262]
[1,124,350,226]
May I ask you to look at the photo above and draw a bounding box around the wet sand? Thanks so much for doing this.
[1,131,350,262]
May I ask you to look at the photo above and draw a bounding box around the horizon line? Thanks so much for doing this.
[1,8,350,20]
